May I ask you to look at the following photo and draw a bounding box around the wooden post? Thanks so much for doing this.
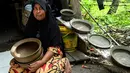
[61,0,69,9]
[70,0,81,18]
[70,0,82,52]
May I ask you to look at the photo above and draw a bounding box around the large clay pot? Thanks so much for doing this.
[10,38,43,64]
[17,49,43,68]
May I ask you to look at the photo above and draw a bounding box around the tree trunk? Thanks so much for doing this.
[107,0,120,14]
[70,0,81,18]
[61,0,69,9]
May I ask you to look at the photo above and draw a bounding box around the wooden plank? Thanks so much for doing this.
[67,50,89,63]
[65,52,76,63]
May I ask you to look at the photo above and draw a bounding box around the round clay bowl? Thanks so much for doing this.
[87,34,112,49]
[70,19,93,34]
[10,38,43,63]
[111,46,130,68]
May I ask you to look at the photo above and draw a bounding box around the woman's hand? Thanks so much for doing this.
[10,58,20,68]
[28,49,54,72]
[64,58,72,73]
[28,60,44,72]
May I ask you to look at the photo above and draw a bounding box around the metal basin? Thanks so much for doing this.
[111,46,130,67]
[70,19,93,34]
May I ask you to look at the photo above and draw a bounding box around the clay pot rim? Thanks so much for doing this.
[10,38,42,58]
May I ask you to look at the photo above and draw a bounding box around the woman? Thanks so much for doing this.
[9,0,71,73]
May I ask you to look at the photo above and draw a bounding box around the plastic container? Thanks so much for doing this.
[59,26,77,52]
[22,4,32,26]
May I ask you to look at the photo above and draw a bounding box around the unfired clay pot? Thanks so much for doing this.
[60,9,75,21]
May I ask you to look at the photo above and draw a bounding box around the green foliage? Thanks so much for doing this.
[120,0,128,3]
[81,0,130,33]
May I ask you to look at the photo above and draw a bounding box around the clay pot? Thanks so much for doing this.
[10,38,43,64]
[17,49,43,68]
[60,9,75,21]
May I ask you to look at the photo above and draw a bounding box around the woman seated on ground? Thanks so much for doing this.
[9,0,71,73]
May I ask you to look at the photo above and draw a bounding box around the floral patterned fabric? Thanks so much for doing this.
[9,47,71,73]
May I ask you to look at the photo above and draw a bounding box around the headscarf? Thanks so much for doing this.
[24,0,65,57]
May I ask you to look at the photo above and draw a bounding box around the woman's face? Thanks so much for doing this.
[33,3,46,21]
